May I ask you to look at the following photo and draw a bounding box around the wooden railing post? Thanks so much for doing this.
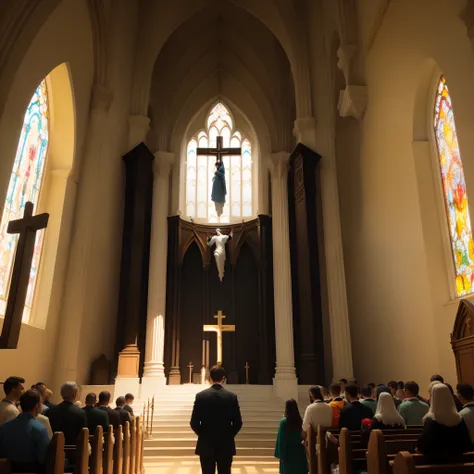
[129,418,136,474]
[113,426,123,474]
[123,421,130,474]
[103,429,114,474]
[91,425,103,474]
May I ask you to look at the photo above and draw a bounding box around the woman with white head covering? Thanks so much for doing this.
[417,384,471,456]
[371,392,406,430]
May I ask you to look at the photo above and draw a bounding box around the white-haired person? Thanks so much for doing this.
[371,392,406,430]
[416,383,471,458]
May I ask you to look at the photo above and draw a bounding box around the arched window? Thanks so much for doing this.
[434,76,474,296]
[0,81,49,323]
[186,102,253,223]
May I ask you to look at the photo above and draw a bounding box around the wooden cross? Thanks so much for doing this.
[203,310,236,365]
[187,362,194,384]
[244,362,250,384]
[0,202,49,349]
[196,136,242,162]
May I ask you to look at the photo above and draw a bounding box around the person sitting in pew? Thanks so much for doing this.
[83,392,109,435]
[398,381,429,426]
[115,396,131,426]
[417,383,472,457]
[97,391,120,429]
[124,393,135,417]
[360,386,377,415]
[302,386,332,433]
[0,390,50,473]
[372,392,406,430]
[457,383,474,447]
[339,383,373,431]
[328,383,346,428]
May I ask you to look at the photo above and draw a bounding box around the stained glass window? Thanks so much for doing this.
[186,102,253,223]
[434,76,474,296]
[0,81,49,323]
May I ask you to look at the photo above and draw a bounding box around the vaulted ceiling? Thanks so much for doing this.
[147,0,297,155]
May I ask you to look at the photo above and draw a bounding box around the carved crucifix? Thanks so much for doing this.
[0,202,49,349]
[203,310,235,366]
[196,136,242,162]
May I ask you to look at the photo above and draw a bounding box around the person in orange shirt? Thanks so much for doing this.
[328,383,347,428]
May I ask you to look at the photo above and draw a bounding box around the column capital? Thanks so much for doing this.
[153,150,174,177]
[128,114,150,151]
[293,117,317,149]
[268,151,291,180]
[338,85,368,120]
[91,84,114,111]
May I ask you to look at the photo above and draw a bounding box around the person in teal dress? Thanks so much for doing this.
[275,399,308,474]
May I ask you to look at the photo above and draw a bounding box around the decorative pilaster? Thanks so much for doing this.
[269,152,298,401]
[294,118,354,381]
[141,151,174,397]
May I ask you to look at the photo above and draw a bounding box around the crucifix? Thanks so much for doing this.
[244,362,250,384]
[187,362,194,384]
[196,136,242,162]
[0,202,49,349]
[203,310,236,366]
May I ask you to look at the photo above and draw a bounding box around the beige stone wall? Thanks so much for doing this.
[343,0,474,387]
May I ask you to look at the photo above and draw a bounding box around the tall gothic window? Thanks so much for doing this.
[434,76,474,296]
[0,81,49,323]
[186,102,253,223]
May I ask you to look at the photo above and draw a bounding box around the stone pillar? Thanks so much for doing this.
[269,152,298,401]
[294,117,354,381]
[128,114,150,150]
[141,151,174,398]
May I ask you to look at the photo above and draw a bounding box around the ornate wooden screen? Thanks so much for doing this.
[451,299,474,385]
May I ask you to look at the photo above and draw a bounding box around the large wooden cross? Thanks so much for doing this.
[196,136,242,162]
[0,201,49,349]
[203,310,235,366]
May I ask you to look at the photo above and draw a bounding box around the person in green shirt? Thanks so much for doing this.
[398,381,429,425]
[360,386,377,414]
[275,399,308,474]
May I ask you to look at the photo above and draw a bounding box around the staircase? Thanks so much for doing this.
[139,384,282,472]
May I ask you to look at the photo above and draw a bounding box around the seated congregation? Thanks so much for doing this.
[0,377,143,473]
[275,375,474,474]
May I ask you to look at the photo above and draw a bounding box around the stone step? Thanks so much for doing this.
[151,427,278,436]
[143,455,279,467]
[144,446,275,457]
[145,438,276,448]
[149,420,281,429]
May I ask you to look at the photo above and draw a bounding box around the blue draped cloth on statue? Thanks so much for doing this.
[211,163,227,204]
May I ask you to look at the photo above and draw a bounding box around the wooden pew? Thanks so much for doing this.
[0,459,10,474]
[91,425,103,474]
[393,451,474,474]
[129,418,136,474]
[136,417,144,474]
[113,425,123,474]
[103,429,114,474]
[306,426,317,474]
[69,427,90,474]
[46,432,65,474]
[123,421,130,474]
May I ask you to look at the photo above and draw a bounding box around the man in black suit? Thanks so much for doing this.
[83,392,109,435]
[46,381,88,445]
[124,393,135,417]
[339,383,373,431]
[97,391,120,429]
[115,396,131,426]
[190,365,243,474]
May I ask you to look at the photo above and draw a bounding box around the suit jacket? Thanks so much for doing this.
[190,384,242,457]
[46,401,88,445]
[339,401,373,431]
[98,405,121,429]
[114,407,131,426]
[83,405,110,435]
[123,405,134,417]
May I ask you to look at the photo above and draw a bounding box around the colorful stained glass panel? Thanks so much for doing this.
[434,76,474,296]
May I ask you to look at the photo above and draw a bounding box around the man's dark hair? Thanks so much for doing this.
[35,382,46,387]
[98,391,111,405]
[329,383,341,397]
[388,381,398,390]
[457,383,474,402]
[116,396,126,407]
[20,390,40,412]
[430,374,444,383]
[85,393,97,405]
[210,365,226,382]
[397,381,405,390]
[368,383,376,390]
[309,386,324,402]
[404,381,419,397]
[4,376,25,395]
[361,386,373,398]
[345,383,359,399]
[125,393,134,402]
[339,378,348,385]
[376,385,390,400]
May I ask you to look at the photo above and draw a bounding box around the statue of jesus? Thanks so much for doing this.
[207,228,233,281]
[211,159,226,217]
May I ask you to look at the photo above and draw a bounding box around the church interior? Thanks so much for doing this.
[1,0,474,472]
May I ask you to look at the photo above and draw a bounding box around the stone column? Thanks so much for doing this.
[141,151,174,398]
[294,117,354,381]
[269,152,298,401]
